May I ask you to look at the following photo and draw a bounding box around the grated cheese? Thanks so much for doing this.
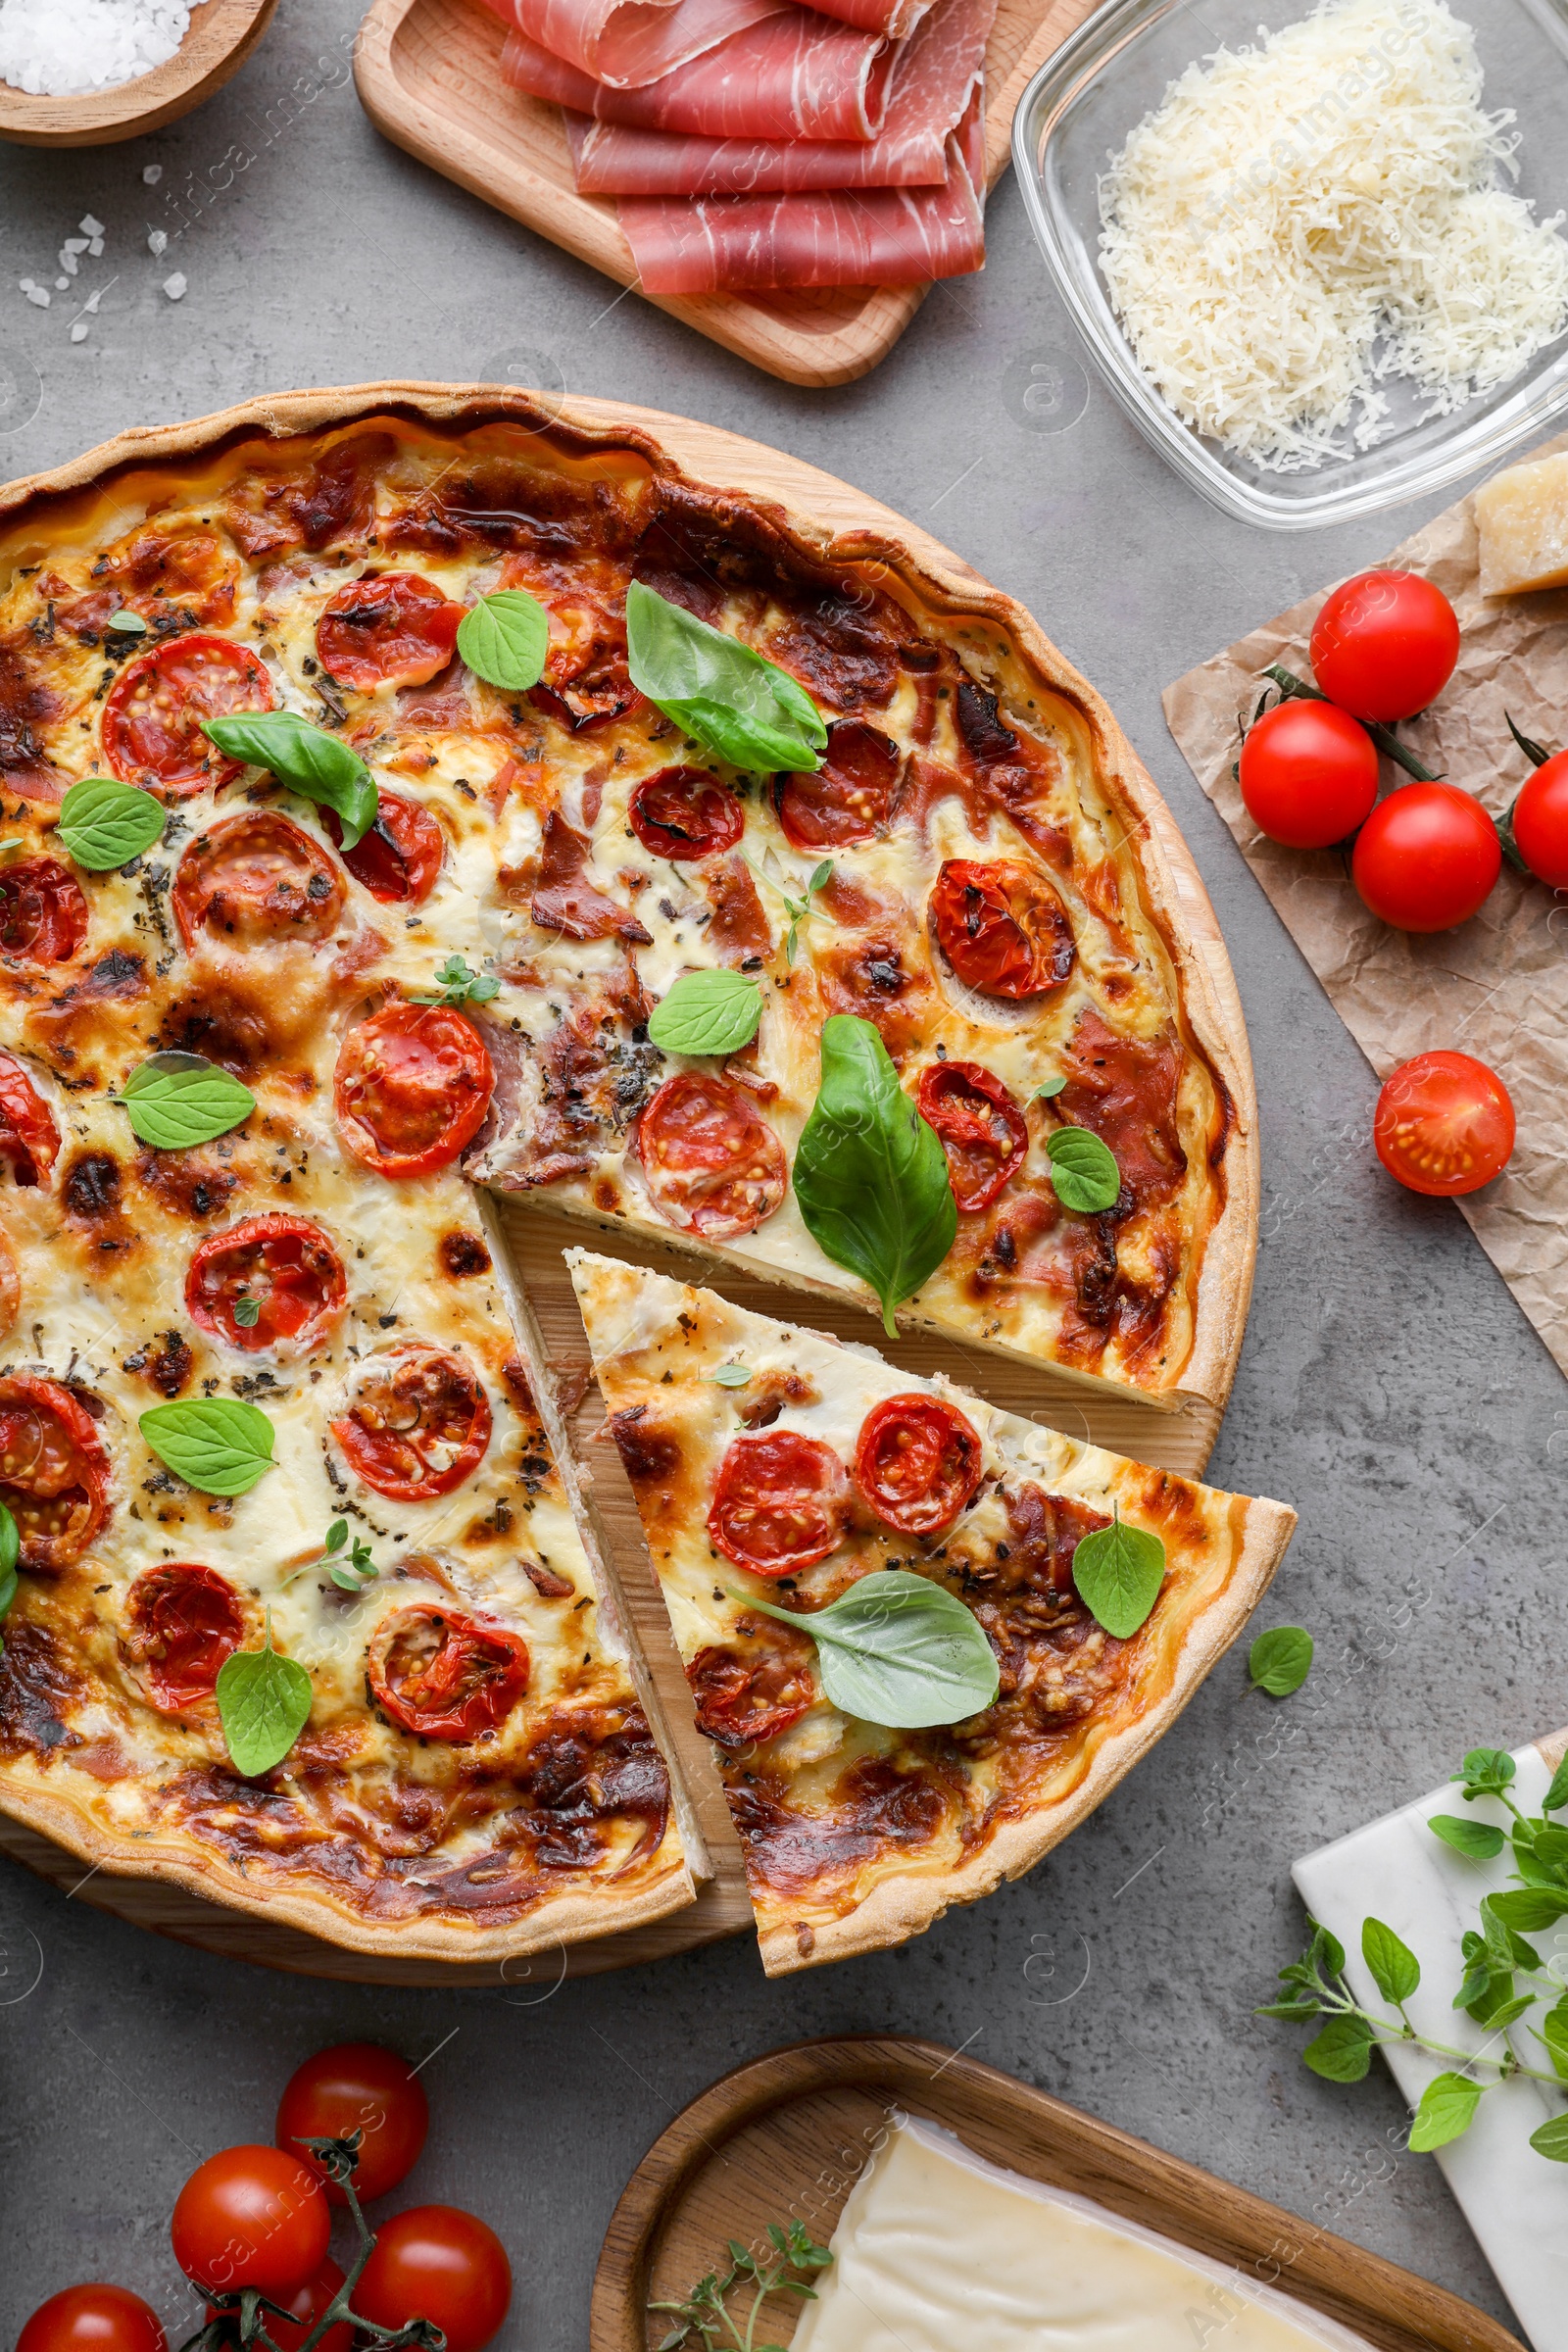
[1097,0,1568,471]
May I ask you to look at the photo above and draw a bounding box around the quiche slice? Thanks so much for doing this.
[568,1250,1296,1975]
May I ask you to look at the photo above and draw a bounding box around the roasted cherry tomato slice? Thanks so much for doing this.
[930,858,1075,999]
[856,1394,983,1537]
[0,858,89,963]
[775,721,902,852]
[355,2206,512,2352]
[915,1060,1028,1212]
[1510,748,1568,890]
[102,634,276,797]
[172,811,347,951]
[0,1374,110,1570]
[322,791,444,904]
[1350,782,1500,932]
[276,2042,429,2206]
[1373,1051,1515,1198]
[368,1608,528,1742]
[185,1214,348,1354]
[0,1052,60,1186]
[1309,569,1460,724]
[1238,701,1379,850]
[635,1072,786,1241]
[123,1563,244,1712]
[317,573,463,691]
[627,766,743,860]
[331,1346,492,1501]
[208,2265,351,2352]
[707,1429,850,1577]
[334,1004,494,1179]
[687,1641,816,1747]
[19,2286,168,2352]
[172,2145,330,2298]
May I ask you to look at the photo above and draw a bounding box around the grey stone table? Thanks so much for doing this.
[0,7,1553,2345]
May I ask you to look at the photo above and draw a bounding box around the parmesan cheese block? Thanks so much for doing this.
[794,2120,1379,2352]
[1476,451,1568,598]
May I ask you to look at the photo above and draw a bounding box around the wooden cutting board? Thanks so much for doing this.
[352,0,1102,386]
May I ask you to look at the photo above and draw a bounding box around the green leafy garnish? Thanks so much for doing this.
[233,1295,262,1330]
[107,610,148,636]
[201,710,378,851]
[457,589,551,692]
[1046,1126,1121,1214]
[1070,1509,1166,1638]
[320,1519,379,1592]
[737,1570,999,1731]
[648,969,762,1056]
[0,1500,18,1654]
[709,1364,752,1389]
[1361,1916,1420,2004]
[626,581,827,774]
[745,854,831,965]
[1409,2073,1482,2152]
[114,1052,256,1150]
[216,1610,313,1777]
[56,777,166,870]
[793,1015,956,1337]
[1035,1074,1067,1100]
[140,1397,275,1496]
[650,2217,833,2352]
[1248,1626,1314,1697]
[409,955,500,1009]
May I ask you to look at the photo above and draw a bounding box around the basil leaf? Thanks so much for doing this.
[626,581,827,773]
[217,1617,313,1777]
[1488,1888,1568,1932]
[648,969,762,1056]
[740,1570,998,1730]
[1455,1745,1515,1798]
[56,776,166,870]
[1301,2015,1373,2082]
[1248,1625,1313,1696]
[1309,1919,1346,1978]
[710,1364,752,1388]
[1530,2115,1568,2162]
[794,1015,956,1337]
[140,1398,275,1495]
[1362,1917,1420,2004]
[1544,1754,1568,1814]
[1542,2003,1568,2082]
[1428,1813,1506,1861]
[1071,1512,1166,1638]
[0,1501,17,1652]
[1035,1075,1067,1100]
[117,1052,256,1149]
[201,710,378,851]
[1409,2073,1483,2153]
[457,589,550,691]
[1047,1126,1121,1214]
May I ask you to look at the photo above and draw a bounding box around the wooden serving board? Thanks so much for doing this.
[0,0,279,148]
[353,0,1102,387]
[592,2035,1521,2352]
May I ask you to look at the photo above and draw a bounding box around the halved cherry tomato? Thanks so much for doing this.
[915,1060,1027,1212]
[123,1564,244,1712]
[1238,701,1379,849]
[627,767,743,860]
[207,2264,351,2352]
[708,1430,850,1577]
[0,1052,60,1185]
[276,2042,429,2206]
[18,2286,167,2352]
[1351,782,1500,932]
[103,635,276,797]
[0,859,89,963]
[172,811,346,951]
[930,858,1075,999]
[334,1004,494,1179]
[1373,1052,1515,1198]
[322,792,444,904]
[635,1073,786,1240]
[687,1642,815,1747]
[1509,748,1568,890]
[856,1394,983,1537]
[171,2145,329,2298]
[775,721,903,852]
[317,573,463,692]
[185,1214,348,1354]
[368,1609,527,1741]
[354,2206,512,2352]
[0,1374,110,1569]
[331,1345,492,1501]
[1310,570,1459,724]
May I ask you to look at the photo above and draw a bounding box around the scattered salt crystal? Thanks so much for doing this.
[82,288,103,314]
[58,250,78,275]
[64,237,87,255]
[162,272,185,300]
[142,164,162,185]
[0,9,188,98]
[70,322,89,343]
[147,228,167,257]
[79,216,104,237]
[54,276,68,290]
[19,278,48,308]
[88,237,104,257]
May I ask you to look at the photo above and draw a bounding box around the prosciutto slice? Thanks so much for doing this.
[563,0,994,195]
[479,0,785,86]
[807,0,929,30]
[502,8,895,141]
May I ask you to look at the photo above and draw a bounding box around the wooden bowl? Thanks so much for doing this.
[0,0,277,147]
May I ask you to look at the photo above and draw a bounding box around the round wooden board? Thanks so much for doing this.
[0,0,278,148]
[0,387,1258,1985]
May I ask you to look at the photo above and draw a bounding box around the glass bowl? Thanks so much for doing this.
[1011,0,1568,530]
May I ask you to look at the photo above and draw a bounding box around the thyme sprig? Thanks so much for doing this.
[649,2218,833,2352]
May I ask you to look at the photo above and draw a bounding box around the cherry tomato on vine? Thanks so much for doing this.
[1309,569,1459,723]
[276,2042,429,2205]
[1238,701,1378,850]
[354,2206,512,2352]
[1373,1053,1515,1199]
[206,2265,353,2352]
[1350,783,1499,932]
[171,2145,329,2297]
[17,2287,167,2352]
[1509,749,1568,890]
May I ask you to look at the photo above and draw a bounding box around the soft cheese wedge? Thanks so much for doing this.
[568,1250,1296,1974]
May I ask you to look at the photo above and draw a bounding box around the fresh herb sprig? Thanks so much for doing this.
[744,854,832,965]
[318,1519,379,1592]
[649,2218,833,2352]
[409,955,500,1009]
[0,1500,19,1655]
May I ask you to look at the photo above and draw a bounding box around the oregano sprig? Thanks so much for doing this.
[648,2216,833,2352]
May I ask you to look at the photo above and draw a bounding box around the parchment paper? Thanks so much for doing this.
[1163,436,1568,1378]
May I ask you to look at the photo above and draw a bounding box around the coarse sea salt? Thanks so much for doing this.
[0,0,190,97]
